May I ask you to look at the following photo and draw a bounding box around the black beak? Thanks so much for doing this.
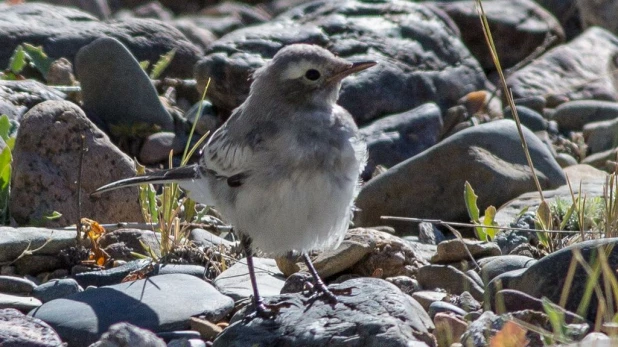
[330,60,377,82]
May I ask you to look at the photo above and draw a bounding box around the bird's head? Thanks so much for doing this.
[250,44,376,108]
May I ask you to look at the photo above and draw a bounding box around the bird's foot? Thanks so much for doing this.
[244,300,294,321]
[303,281,354,305]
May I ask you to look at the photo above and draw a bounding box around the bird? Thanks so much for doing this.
[93,43,376,317]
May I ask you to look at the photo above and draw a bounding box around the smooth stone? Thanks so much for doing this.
[0,308,62,346]
[183,100,220,136]
[10,100,142,226]
[417,222,446,245]
[575,0,618,35]
[214,257,285,301]
[0,275,37,295]
[487,238,618,321]
[417,265,484,301]
[431,239,501,263]
[385,276,418,296]
[435,0,564,70]
[0,227,76,263]
[356,119,566,234]
[196,0,487,124]
[152,264,206,278]
[428,301,466,319]
[14,255,61,276]
[76,37,173,131]
[30,274,233,347]
[189,228,234,248]
[460,311,504,346]
[535,0,581,40]
[359,102,443,180]
[0,3,201,77]
[157,330,201,341]
[213,277,435,347]
[412,291,449,312]
[99,229,164,260]
[508,27,618,106]
[189,316,222,341]
[0,80,65,122]
[492,289,584,324]
[478,255,537,284]
[73,259,151,288]
[89,322,166,347]
[139,132,185,164]
[32,278,82,303]
[0,293,41,312]
[434,312,468,347]
[168,338,207,347]
[514,96,547,114]
[503,105,548,132]
[553,100,618,132]
[583,116,618,154]
[459,291,481,312]
[556,152,578,168]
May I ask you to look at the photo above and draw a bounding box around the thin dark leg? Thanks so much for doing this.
[241,236,269,317]
[302,253,337,304]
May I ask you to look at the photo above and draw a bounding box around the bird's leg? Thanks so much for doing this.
[302,253,338,304]
[241,236,270,318]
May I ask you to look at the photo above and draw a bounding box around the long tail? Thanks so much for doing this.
[92,165,200,196]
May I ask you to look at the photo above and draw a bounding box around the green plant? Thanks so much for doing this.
[1,43,53,80]
[140,48,177,80]
[0,115,15,224]
[464,181,498,241]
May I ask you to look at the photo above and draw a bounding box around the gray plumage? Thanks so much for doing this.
[95,44,375,256]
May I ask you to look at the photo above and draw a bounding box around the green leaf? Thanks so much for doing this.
[0,115,11,142]
[482,205,498,241]
[149,48,176,79]
[9,45,27,74]
[139,60,150,71]
[22,43,53,78]
[44,211,62,220]
[542,297,565,336]
[464,181,485,240]
[559,202,576,231]
[536,201,552,249]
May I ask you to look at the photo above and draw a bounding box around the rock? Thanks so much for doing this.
[418,222,446,245]
[0,3,202,77]
[575,0,618,35]
[138,132,185,164]
[359,103,443,180]
[0,308,62,346]
[30,274,233,347]
[73,259,151,288]
[171,19,217,52]
[189,228,234,248]
[182,2,272,38]
[168,338,207,347]
[75,37,174,132]
[213,277,435,347]
[459,291,481,312]
[98,229,164,260]
[488,238,618,321]
[428,301,466,319]
[189,316,222,341]
[417,265,484,301]
[214,257,285,301]
[196,0,488,124]
[385,276,418,296]
[478,255,537,284]
[434,312,467,346]
[459,311,504,347]
[10,100,143,227]
[503,105,548,132]
[494,164,606,227]
[32,278,82,303]
[356,119,566,234]
[183,100,220,137]
[0,276,37,295]
[46,58,77,87]
[556,153,578,167]
[0,227,76,263]
[89,322,166,347]
[492,289,584,324]
[412,291,449,312]
[0,293,41,312]
[431,239,501,263]
[434,0,565,70]
[553,100,618,132]
[0,80,65,121]
[583,116,618,154]
[348,228,428,278]
[14,255,61,276]
[535,0,582,39]
[151,264,206,278]
[507,27,618,105]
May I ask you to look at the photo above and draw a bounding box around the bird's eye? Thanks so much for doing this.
[305,69,321,81]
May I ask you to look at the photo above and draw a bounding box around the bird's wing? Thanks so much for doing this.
[199,125,254,180]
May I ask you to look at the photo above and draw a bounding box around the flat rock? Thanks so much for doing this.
[89,322,166,347]
[488,238,618,322]
[0,308,62,347]
[213,277,435,347]
[10,100,142,227]
[0,80,65,121]
[493,289,584,323]
[553,100,618,132]
[356,119,566,234]
[507,27,618,105]
[189,228,234,248]
[214,257,285,301]
[0,293,41,312]
[73,259,151,288]
[359,103,443,180]
[434,0,565,70]
[14,255,61,276]
[417,265,484,301]
[98,228,164,260]
[431,239,501,263]
[0,275,37,295]
[478,255,537,284]
[0,3,202,77]
[32,278,82,303]
[0,227,76,263]
[75,37,173,132]
[196,0,488,124]
[30,274,234,347]
[583,116,618,154]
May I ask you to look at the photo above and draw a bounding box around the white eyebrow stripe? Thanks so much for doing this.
[281,60,315,80]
